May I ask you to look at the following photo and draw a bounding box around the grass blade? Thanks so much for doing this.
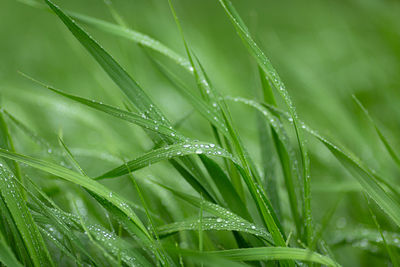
[0,160,54,267]
[97,141,236,179]
[353,95,400,168]
[0,148,154,244]
[0,231,24,267]
[44,0,168,126]
[207,247,340,266]
[232,96,400,228]
[158,216,271,242]
[217,0,313,244]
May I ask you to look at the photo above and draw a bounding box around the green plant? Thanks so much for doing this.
[1,0,399,266]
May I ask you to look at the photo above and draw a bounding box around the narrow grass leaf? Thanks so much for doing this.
[0,160,54,267]
[97,141,236,179]
[0,148,153,242]
[0,231,24,267]
[154,182,273,245]
[158,217,271,242]
[44,0,169,126]
[217,0,312,244]
[353,95,400,168]
[207,247,340,266]
[233,96,400,228]
[21,74,186,142]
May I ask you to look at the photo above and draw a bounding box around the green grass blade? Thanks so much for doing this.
[227,96,302,235]
[0,160,54,267]
[69,10,191,71]
[97,141,236,179]
[217,0,312,244]
[21,73,185,142]
[154,182,274,245]
[207,247,340,266]
[234,96,400,228]
[199,155,251,221]
[158,216,271,242]
[2,109,50,149]
[365,195,399,266]
[0,148,153,243]
[0,197,31,266]
[353,95,400,168]
[0,231,24,267]
[44,0,169,126]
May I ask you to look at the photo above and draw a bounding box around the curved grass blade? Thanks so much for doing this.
[163,9,289,246]
[231,96,400,228]
[0,231,24,267]
[44,0,169,126]
[158,217,271,242]
[97,141,236,179]
[18,0,192,70]
[0,160,54,267]
[153,182,273,245]
[21,74,186,142]
[206,247,340,267]
[0,148,154,244]
[217,0,312,244]
[199,155,251,221]
[0,197,31,266]
[71,12,192,72]
[146,56,229,137]
[228,96,302,235]
[353,95,400,168]
[365,195,399,266]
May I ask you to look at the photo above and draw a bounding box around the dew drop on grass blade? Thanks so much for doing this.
[217,0,313,244]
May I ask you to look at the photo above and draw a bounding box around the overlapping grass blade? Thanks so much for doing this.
[44,0,168,126]
[232,96,400,228]
[153,182,273,245]
[366,196,399,266]
[206,247,340,266]
[257,68,302,234]
[0,148,153,244]
[0,160,54,267]
[97,141,236,179]
[198,155,250,220]
[22,74,186,142]
[0,231,24,267]
[158,216,271,242]
[43,0,216,212]
[0,197,30,266]
[217,0,313,244]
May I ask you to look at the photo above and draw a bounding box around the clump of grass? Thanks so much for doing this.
[0,0,399,266]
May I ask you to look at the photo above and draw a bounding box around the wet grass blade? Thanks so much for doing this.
[0,231,24,267]
[154,182,273,245]
[199,155,250,220]
[365,195,399,266]
[97,141,236,179]
[44,0,168,125]
[217,0,312,244]
[0,160,54,267]
[233,96,400,228]
[21,73,185,142]
[158,216,271,242]
[206,247,340,266]
[0,148,154,244]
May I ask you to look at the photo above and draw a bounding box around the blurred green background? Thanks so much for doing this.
[1,0,400,265]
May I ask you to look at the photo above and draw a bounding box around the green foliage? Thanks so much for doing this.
[1,0,399,266]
